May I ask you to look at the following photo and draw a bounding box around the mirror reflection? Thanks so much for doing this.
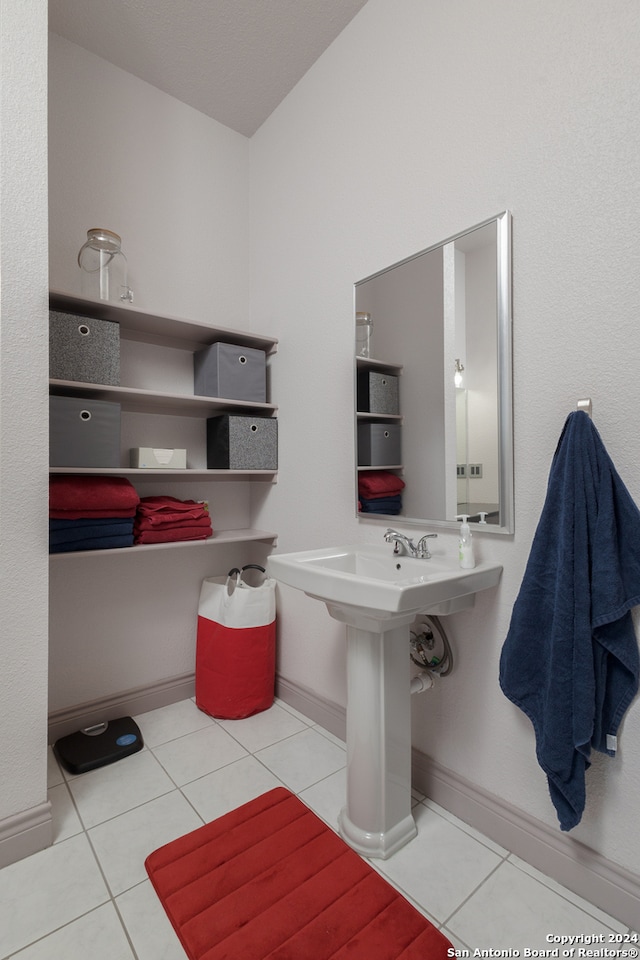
[355,211,513,534]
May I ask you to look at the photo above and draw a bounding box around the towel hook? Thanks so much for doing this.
[577,398,592,418]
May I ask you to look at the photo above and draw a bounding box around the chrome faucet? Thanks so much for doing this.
[384,528,438,559]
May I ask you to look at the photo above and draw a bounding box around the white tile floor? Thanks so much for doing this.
[1,697,636,958]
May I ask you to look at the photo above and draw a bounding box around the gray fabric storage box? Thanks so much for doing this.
[49,311,120,385]
[357,370,399,415]
[358,422,402,466]
[207,415,277,470]
[194,342,266,402]
[50,395,121,468]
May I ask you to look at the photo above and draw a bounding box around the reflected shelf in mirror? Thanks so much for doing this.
[355,356,403,371]
[358,465,403,471]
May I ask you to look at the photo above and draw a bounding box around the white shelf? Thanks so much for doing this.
[355,355,403,480]
[356,356,403,373]
[356,411,402,421]
[49,527,278,559]
[49,467,277,480]
[50,291,278,354]
[49,378,277,418]
[49,291,278,481]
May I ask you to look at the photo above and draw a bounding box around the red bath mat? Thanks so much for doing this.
[145,787,453,959]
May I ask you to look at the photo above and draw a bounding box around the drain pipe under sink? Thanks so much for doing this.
[410,671,436,694]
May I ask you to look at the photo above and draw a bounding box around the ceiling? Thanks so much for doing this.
[48,0,370,137]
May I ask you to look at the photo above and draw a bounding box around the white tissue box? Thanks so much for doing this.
[130,447,187,469]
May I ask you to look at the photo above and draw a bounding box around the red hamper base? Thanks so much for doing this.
[145,786,454,960]
[195,616,276,719]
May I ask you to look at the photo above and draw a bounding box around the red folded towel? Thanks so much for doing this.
[50,476,140,514]
[136,496,209,524]
[135,514,212,533]
[358,471,405,498]
[134,526,213,545]
[50,507,139,520]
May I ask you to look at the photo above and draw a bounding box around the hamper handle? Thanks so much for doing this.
[226,565,265,578]
[226,564,267,590]
[238,563,267,588]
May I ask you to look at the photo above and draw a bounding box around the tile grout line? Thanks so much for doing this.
[502,853,632,935]
[64,772,140,957]
[441,853,508,935]
[51,736,209,957]
[15,770,137,960]
[30,699,630,955]
[4,903,131,960]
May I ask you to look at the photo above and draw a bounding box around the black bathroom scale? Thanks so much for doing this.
[53,716,143,774]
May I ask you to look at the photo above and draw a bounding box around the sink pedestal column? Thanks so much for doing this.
[337,617,417,859]
[269,546,502,861]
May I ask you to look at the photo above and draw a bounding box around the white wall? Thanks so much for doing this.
[39,0,640,895]
[465,241,499,504]
[47,35,267,711]
[48,34,251,329]
[250,0,640,880]
[0,0,50,855]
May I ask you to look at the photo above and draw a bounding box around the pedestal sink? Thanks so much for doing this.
[268,544,502,858]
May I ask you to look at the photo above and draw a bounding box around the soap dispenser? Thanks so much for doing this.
[456,515,476,569]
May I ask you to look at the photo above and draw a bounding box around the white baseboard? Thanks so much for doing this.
[275,675,347,740]
[46,672,639,928]
[48,673,196,743]
[411,750,640,930]
[276,675,640,931]
[0,801,52,870]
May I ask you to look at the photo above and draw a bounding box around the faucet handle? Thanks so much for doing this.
[416,533,438,558]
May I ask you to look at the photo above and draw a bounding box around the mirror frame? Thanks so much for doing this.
[354,210,514,535]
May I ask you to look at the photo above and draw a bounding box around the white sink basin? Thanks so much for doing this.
[268,543,502,621]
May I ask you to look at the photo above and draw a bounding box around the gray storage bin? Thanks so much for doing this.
[358,422,402,466]
[194,342,266,402]
[357,370,399,415]
[49,311,120,385]
[207,415,277,470]
[50,395,121,468]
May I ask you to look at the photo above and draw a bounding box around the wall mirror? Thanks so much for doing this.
[354,210,513,534]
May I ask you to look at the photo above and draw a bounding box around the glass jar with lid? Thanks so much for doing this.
[77,229,133,303]
[355,311,373,357]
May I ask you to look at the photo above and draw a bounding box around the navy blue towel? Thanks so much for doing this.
[49,517,135,532]
[49,517,135,553]
[499,411,640,831]
[359,495,403,515]
[49,534,135,554]
[49,518,135,546]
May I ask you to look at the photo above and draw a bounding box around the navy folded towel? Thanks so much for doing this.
[49,519,135,546]
[499,412,640,830]
[359,494,403,514]
[49,534,134,554]
[49,517,135,531]
[49,517,135,553]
